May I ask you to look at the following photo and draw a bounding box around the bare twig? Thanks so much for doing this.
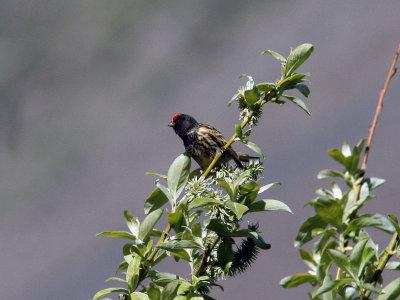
[360,44,400,170]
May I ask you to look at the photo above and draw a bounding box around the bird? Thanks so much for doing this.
[168,113,249,171]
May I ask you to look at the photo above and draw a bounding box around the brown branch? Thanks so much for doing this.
[360,44,400,170]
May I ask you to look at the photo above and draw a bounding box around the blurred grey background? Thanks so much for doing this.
[1,1,399,299]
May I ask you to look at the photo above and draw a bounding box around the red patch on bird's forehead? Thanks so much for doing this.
[172,114,181,121]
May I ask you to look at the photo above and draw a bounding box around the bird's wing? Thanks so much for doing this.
[198,124,227,148]
[199,124,242,167]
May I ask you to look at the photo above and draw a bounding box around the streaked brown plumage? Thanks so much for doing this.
[168,114,243,171]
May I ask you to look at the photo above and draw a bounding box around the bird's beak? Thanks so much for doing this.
[168,121,175,127]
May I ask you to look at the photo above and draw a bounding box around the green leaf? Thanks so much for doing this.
[216,179,234,199]
[189,197,224,210]
[124,211,140,237]
[151,249,168,266]
[157,240,203,251]
[327,149,347,166]
[241,140,264,158]
[299,249,317,267]
[280,273,317,288]
[93,288,129,300]
[256,82,276,92]
[116,261,129,273]
[385,262,400,271]
[168,153,191,201]
[156,182,173,205]
[282,95,310,115]
[317,169,344,180]
[167,211,184,229]
[131,292,150,300]
[258,182,281,194]
[170,248,192,262]
[205,219,232,236]
[244,86,261,105]
[146,283,161,300]
[192,222,202,239]
[188,168,202,180]
[295,83,310,97]
[341,141,351,157]
[145,171,167,180]
[295,215,327,248]
[238,181,259,204]
[218,237,234,272]
[368,177,386,190]
[361,283,383,294]
[238,180,259,194]
[162,282,180,300]
[126,256,141,291]
[349,238,369,278]
[225,201,249,219]
[97,231,136,240]
[235,124,243,139]
[138,209,163,242]
[106,277,129,285]
[150,229,163,237]
[284,43,314,76]
[313,197,343,227]
[262,49,286,62]
[388,215,400,236]
[314,278,354,297]
[144,187,169,214]
[344,213,395,235]
[327,250,352,277]
[279,74,307,90]
[248,199,293,214]
[148,270,182,282]
[378,278,400,300]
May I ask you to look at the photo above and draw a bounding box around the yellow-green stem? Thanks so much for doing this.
[364,232,399,299]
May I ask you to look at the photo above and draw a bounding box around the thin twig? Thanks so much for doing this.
[360,44,400,170]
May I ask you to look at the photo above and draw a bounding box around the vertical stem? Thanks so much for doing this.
[360,44,400,170]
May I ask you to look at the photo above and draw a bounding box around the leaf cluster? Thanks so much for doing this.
[281,140,400,300]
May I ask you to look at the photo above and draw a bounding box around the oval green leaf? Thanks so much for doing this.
[167,153,191,200]
[138,209,164,242]
[248,199,293,214]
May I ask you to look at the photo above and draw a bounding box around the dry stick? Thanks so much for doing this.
[335,45,400,283]
[361,44,400,170]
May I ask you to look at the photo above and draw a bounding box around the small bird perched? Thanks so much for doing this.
[168,114,246,171]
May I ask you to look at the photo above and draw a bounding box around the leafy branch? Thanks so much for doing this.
[92,43,314,300]
[281,43,400,300]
